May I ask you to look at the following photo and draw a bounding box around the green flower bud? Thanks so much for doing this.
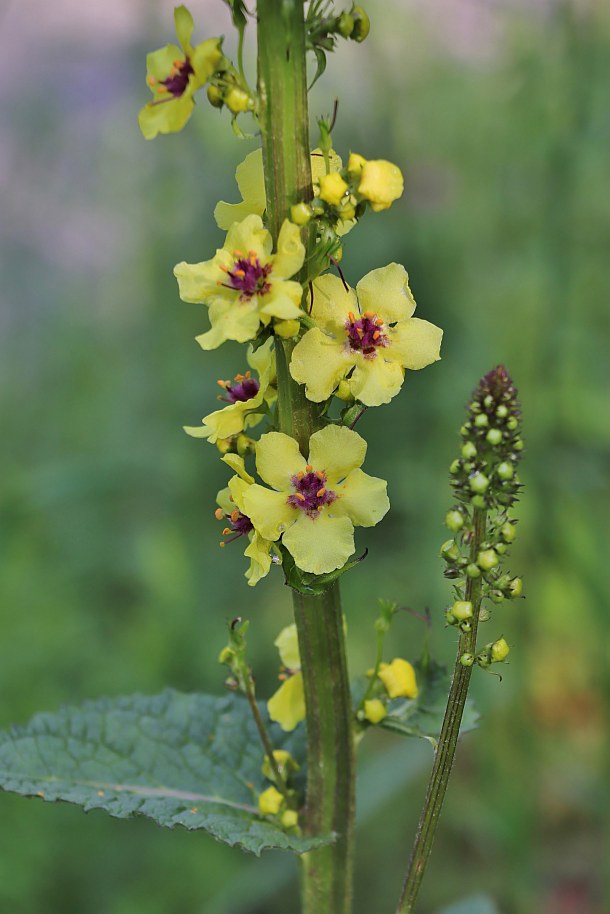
[290,202,313,225]
[514,439,524,451]
[474,413,489,428]
[452,600,474,621]
[500,521,517,543]
[440,539,461,562]
[483,394,494,409]
[471,494,487,509]
[459,620,472,633]
[445,510,464,532]
[496,404,508,418]
[469,472,489,494]
[478,607,491,622]
[225,87,251,113]
[486,428,502,446]
[218,646,234,665]
[445,610,456,625]
[490,589,505,604]
[477,548,499,571]
[337,11,355,38]
[495,542,508,555]
[460,426,472,440]
[491,638,510,662]
[207,84,224,109]
[460,653,474,667]
[508,577,523,598]
[497,461,514,480]
[236,433,254,456]
[449,459,461,475]
[476,653,491,669]
[507,417,519,430]
[350,5,370,41]
[466,563,481,578]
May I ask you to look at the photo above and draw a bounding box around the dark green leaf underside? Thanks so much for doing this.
[0,690,328,856]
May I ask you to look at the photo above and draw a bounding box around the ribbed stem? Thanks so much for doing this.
[396,509,487,914]
[257,3,355,912]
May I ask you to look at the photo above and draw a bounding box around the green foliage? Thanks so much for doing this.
[0,690,326,856]
[380,658,479,746]
[279,542,366,594]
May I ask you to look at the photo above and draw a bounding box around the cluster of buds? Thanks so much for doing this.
[257,749,301,829]
[206,65,256,116]
[441,367,524,670]
[306,3,371,53]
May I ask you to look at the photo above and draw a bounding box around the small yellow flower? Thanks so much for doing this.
[378,659,419,699]
[258,785,284,816]
[358,159,404,211]
[318,172,349,207]
[139,6,223,140]
[363,699,387,724]
[242,425,389,575]
[281,809,299,829]
[184,338,276,443]
[215,454,275,586]
[347,152,367,176]
[174,214,305,349]
[290,264,442,407]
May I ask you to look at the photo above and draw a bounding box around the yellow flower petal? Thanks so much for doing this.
[307,425,367,484]
[349,356,405,407]
[388,318,443,370]
[358,160,404,211]
[244,533,273,586]
[259,282,304,320]
[224,214,272,262]
[310,274,357,334]
[214,148,267,230]
[363,699,387,724]
[356,263,416,323]
[332,468,390,527]
[255,432,306,490]
[272,220,306,279]
[290,329,353,402]
[378,658,419,699]
[242,484,295,540]
[267,672,305,732]
[282,511,355,574]
[221,453,254,483]
[274,624,301,669]
[197,297,261,348]
[318,172,349,206]
[174,254,229,304]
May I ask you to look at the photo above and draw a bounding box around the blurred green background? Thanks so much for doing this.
[1,0,609,912]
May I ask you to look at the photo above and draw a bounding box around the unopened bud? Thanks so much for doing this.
[350,5,370,41]
[486,428,502,446]
[337,11,355,38]
[281,809,299,829]
[290,202,313,225]
[336,379,352,401]
[460,653,474,667]
[491,638,510,662]
[497,461,514,480]
[225,87,251,113]
[274,319,301,339]
[490,589,505,604]
[469,472,489,494]
[474,413,489,428]
[207,84,224,108]
[347,152,367,175]
[318,172,349,207]
[466,563,481,578]
[500,521,517,543]
[477,548,499,571]
[496,404,508,419]
[445,510,464,532]
[440,539,461,562]
[451,600,473,621]
[218,646,234,665]
[508,577,523,598]
[363,698,387,724]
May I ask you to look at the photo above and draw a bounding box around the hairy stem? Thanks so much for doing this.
[396,508,487,914]
[257,3,355,911]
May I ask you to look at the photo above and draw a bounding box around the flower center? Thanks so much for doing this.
[217,371,260,404]
[224,251,273,299]
[345,310,389,357]
[287,466,337,518]
[161,57,194,97]
[216,506,254,546]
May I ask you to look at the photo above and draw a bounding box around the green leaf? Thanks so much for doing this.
[0,690,329,856]
[380,658,479,746]
[280,543,367,595]
[438,895,501,914]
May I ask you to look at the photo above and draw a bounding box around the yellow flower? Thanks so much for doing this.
[183,338,276,443]
[378,659,419,699]
[318,172,349,207]
[267,624,305,732]
[214,147,354,235]
[289,264,442,407]
[174,214,305,349]
[258,785,284,816]
[215,454,276,586]
[363,699,387,724]
[242,425,389,575]
[357,159,404,211]
[138,6,223,140]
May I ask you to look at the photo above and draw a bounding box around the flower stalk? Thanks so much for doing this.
[257,1,355,911]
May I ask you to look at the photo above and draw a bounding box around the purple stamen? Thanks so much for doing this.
[221,374,260,404]
[345,312,389,358]
[161,58,194,97]
[226,252,272,299]
[287,469,337,518]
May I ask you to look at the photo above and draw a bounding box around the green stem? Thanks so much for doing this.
[257,4,355,911]
[396,509,487,914]
[243,674,290,798]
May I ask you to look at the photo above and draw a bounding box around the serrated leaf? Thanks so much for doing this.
[380,658,480,746]
[438,894,501,914]
[0,690,329,856]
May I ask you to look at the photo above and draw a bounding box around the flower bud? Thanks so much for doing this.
[236,433,254,456]
[497,461,514,480]
[347,152,367,176]
[474,413,489,428]
[500,521,517,543]
[451,600,473,621]
[335,379,352,401]
[508,577,523,598]
[495,542,507,555]
[318,172,349,206]
[461,442,477,459]
[274,319,301,339]
[224,87,251,113]
[258,786,284,816]
[466,562,481,578]
[338,199,357,221]
[477,548,499,571]
[486,428,502,446]
[218,646,234,665]
[378,658,418,699]
[290,202,313,225]
[449,459,461,475]
[281,809,299,829]
[460,653,474,667]
[469,472,489,494]
[207,84,224,108]
[491,638,510,662]
[440,539,461,562]
[216,437,233,455]
[337,11,355,37]
[445,509,464,532]
[261,749,299,782]
[358,159,404,211]
[490,589,504,604]
[350,5,370,41]
[496,404,508,419]
[363,698,387,724]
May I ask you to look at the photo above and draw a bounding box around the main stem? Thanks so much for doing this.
[257,3,355,913]
[396,509,487,914]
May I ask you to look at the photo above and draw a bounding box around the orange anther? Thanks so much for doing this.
[230,510,240,522]
[348,311,356,323]
[147,76,156,86]
[316,487,326,497]
[295,493,306,502]
[222,527,231,536]
[157,85,169,94]
[219,542,225,548]
[296,471,304,479]
[363,310,374,318]
[373,330,380,340]
[305,464,313,472]
[219,264,228,272]
[233,269,245,278]
[214,508,224,520]
[217,379,228,388]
